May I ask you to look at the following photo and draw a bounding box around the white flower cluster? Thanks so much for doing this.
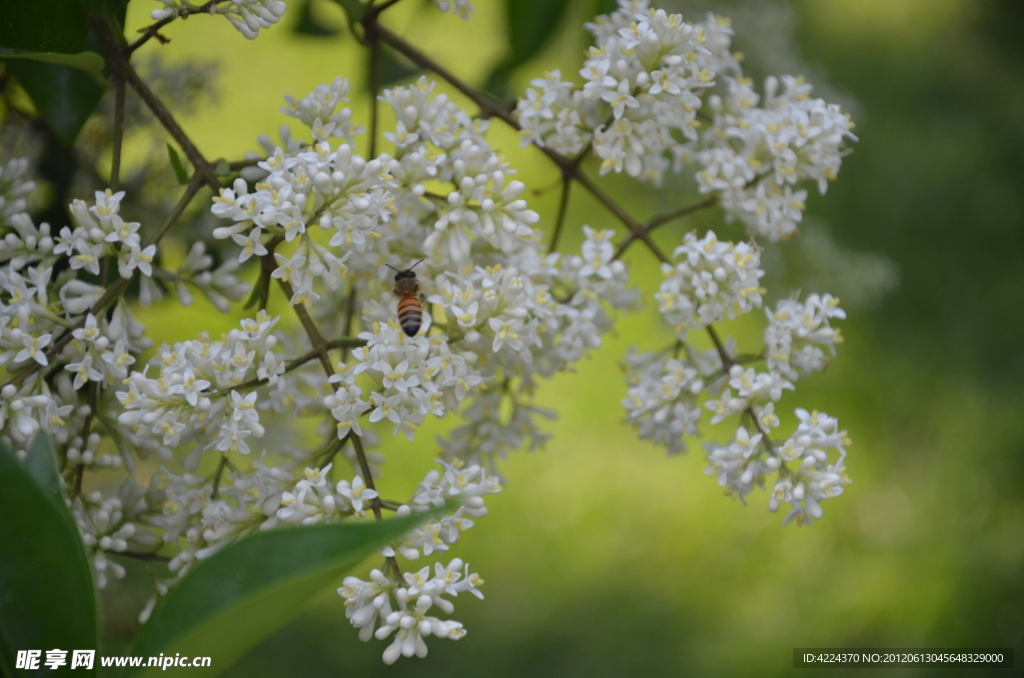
[656,230,764,340]
[764,293,845,381]
[516,4,733,180]
[0,158,34,225]
[192,74,640,658]
[516,1,856,240]
[117,312,283,465]
[149,0,286,40]
[339,558,482,664]
[274,464,379,525]
[210,75,638,466]
[624,226,852,522]
[701,75,858,241]
[513,1,857,525]
[621,347,715,456]
[0,166,159,457]
[281,76,363,146]
[317,461,497,662]
[72,477,156,588]
[387,460,500,560]
[706,408,850,526]
[57,190,156,282]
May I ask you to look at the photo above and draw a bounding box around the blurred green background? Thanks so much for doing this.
[98,0,1024,675]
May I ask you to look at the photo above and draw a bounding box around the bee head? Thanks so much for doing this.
[387,259,424,281]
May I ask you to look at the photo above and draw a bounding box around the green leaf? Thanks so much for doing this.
[370,43,423,91]
[593,0,618,17]
[485,0,571,97]
[0,437,97,677]
[214,159,231,177]
[167,144,189,185]
[243,269,268,310]
[5,59,105,147]
[126,509,445,678]
[331,0,365,31]
[21,433,64,505]
[0,0,132,147]
[293,0,341,37]
[0,50,106,76]
[0,0,91,55]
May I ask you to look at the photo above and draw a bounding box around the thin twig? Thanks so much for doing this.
[706,325,777,454]
[227,157,261,171]
[547,178,572,253]
[105,549,172,563]
[613,195,719,260]
[227,337,368,392]
[647,195,719,231]
[125,0,230,54]
[70,381,100,499]
[350,432,403,581]
[210,455,229,499]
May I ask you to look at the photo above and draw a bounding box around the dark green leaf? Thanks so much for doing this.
[506,0,571,65]
[374,43,423,90]
[167,144,189,185]
[0,50,105,76]
[5,59,105,148]
[0,438,97,678]
[21,434,64,505]
[126,509,445,678]
[593,0,617,17]
[485,0,571,97]
[331,0,365,31]
[0,0,90,55]
[293,0,341,37]
[243,269,268,310]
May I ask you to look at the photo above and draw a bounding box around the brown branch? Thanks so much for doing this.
[647,195,719,231]
[613,194,719,260]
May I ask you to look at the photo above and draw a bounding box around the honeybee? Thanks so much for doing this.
[387,260,425,337]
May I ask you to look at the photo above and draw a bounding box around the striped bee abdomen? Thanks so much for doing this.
[397,296,423,337]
